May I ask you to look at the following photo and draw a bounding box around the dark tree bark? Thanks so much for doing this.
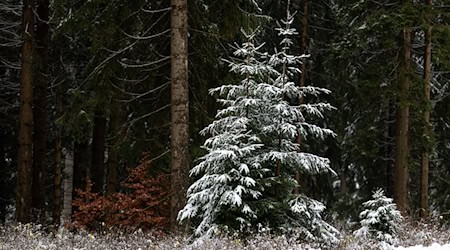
[91,111,106,194]
[420,0,432,218]
[170,0,190,232]
[73,141,89,199]
[0,137,7,222]
[16,0,34,223]
[53,80,63,225]
[106,101,120,196]
[31,0,49,222]
[62,147,74,223]
[386,101,396,197]
[51,0,66,226]
[394,24,412,214]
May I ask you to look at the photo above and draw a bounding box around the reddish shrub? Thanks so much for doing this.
[71,155,170,231]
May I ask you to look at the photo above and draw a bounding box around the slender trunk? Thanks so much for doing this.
[383,101,390,191]
[16,0,34,223]
[106,101,120,196]
[339,168,348,193]
[386,101,396,197]
[62,148,74,224]
[52,0,65,226]
[31,0,49,222]
[0,138,7,222]
[394,25,412,214]
[53,80,63,225]
[420,0,432,218]
[295,0,308,195]
[73,141,89,200]
[170,0,189,232]
[91,111,106,194]
[299,0,308,100]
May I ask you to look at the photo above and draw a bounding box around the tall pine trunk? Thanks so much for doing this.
[394,25,412,214]
[31,0,49,222]
[106,101,120,196]
[386,101,396,197]
[16,0,34,223]
[52,0,65,226]
[170,0,190,232]
[295,0,308,194]
[91,111,106,194]
[420,0,432,218]
[53,80,63,225]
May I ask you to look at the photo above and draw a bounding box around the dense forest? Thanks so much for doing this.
[1,0,450,244]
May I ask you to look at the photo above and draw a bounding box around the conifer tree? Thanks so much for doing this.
[178,29,269,236]
[179,4,338,241]
[355,189,403,244]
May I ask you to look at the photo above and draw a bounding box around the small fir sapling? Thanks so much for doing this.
[354,188,403,243]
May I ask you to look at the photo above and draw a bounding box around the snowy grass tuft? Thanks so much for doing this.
[0,219,449,249]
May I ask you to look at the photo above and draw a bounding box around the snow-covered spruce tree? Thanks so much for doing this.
[179,4,338,242]
[178,29,272,237]
[354,189,403,244]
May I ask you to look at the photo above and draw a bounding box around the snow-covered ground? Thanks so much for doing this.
[0,220,449,249]
[395,243,450,250]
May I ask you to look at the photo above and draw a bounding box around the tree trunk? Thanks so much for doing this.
[386,101,396,197]
[53,80,63,225]
[16,0,34,223]
[106,101,120,196]
[62,147,74,224]
[299,0,308,99]
[31,0,49,223]
[0,137,7,222]
[170,0,190,233]
[394,25,412,214]
[420,0,432,218]
[295,0,308,195]
[73,141,89,200]
[339,168,348,193]
[91,111,106,195]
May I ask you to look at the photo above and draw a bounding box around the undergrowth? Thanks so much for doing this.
[0,219,449,249]
[70,154,170,232]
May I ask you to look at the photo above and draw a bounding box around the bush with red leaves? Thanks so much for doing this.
[71,155,170,232]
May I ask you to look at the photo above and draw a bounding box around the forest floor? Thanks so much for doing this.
[0,220,449,250]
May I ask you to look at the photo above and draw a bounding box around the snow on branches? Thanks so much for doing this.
[179,4,337,242]
[354,188,403,244]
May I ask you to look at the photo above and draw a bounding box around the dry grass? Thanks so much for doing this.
[0,219,449,250]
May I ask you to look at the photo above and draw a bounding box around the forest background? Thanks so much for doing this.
[0,0,450,240]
